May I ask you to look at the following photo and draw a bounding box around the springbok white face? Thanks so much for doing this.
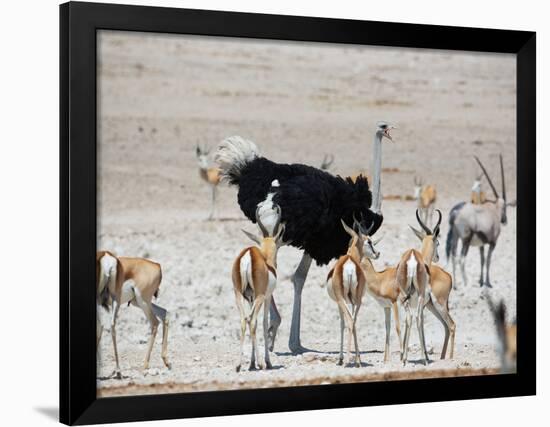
[413,177,423,199]
[410,208,442,263]
[471,180,482,193]
[376,121,396,142]
[362,236,381,260]
[195,145,210,169]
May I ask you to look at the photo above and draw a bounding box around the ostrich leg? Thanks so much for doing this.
[289,253,313,354]
[268,297,281,352]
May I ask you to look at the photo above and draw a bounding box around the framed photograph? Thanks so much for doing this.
[60,1,536,425]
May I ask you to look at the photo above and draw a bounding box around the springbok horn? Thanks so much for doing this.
[474,156,499,199]
[353,212,374,236]
[255,206,269,237]
[341,219,358,239]
[432,209,443,236]
[415,209,432,235]
[274,223,285,242]
[352,213,362,233]
[272,204,282,235]
[500,154,506,202]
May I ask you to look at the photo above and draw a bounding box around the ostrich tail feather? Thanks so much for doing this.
[214,136,260,185]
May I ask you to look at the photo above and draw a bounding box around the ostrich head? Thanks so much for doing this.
[376,121,396,142]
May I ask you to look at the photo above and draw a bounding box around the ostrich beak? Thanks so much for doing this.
[384,125,396,142]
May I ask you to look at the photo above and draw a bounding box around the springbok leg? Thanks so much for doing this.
[152,303,171,369]
[384,306,391,363]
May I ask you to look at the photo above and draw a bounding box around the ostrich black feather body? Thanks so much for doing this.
[232,156,383,265]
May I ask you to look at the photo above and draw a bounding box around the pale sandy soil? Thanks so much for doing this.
[96,31,517,396]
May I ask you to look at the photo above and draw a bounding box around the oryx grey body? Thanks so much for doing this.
[447,155,508,288]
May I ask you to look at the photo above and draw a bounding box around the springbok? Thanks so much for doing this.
[413,177,437,226]
[320,154,335,171]
[447,155,508,287]
[326,219,367,367]
[196,144,222,220]
[97,251,171,378]
[486,295,516,373]
[410,215,456,359]
[233,205,286,371]
[356,230,403,363]
[397,209,442,365]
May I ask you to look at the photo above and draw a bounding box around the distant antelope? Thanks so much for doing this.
[326,219,367,367]
[97,251,171,378]
[471,172,487,204]
[196,144,222,220]
[320,154,335,171]
[410,217,456,359]
[447,155,508,287]
[413,177,437,226]
[486,295,516,373]
[233,205,286,371]
[397,209,442,365]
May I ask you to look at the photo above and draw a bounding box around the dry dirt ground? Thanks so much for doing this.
[96,31,517,396]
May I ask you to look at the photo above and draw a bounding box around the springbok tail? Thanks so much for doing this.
[405,253,418,299]
[214,136,260,185]
[99,286,110,310]
[98,253,118,310]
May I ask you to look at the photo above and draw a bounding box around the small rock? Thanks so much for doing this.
[193,356,201,362]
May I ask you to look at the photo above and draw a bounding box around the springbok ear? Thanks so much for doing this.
[372,235,384,246]
[275,225,291,248]
[274,224,285,241]
[241,229,261,245]
[409,225,425,241]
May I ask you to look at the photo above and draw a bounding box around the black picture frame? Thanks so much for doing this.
[60,1,536,425]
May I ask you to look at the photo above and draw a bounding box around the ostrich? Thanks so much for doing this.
[215,122,394,353]
[446,155,508,288]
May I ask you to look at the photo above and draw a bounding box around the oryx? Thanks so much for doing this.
[446,155,508,288]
